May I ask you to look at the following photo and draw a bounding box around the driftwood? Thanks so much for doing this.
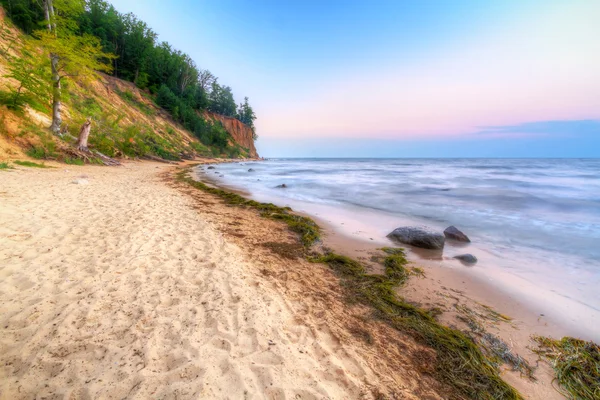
[75,118,92,151]
[57,119,121,166]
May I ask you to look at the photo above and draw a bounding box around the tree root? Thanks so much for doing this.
[58,142,121,166]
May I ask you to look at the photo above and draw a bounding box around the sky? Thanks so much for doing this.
[110,0,600,157]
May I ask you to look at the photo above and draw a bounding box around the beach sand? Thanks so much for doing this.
[0,161,566,399]
[0,161,445,399]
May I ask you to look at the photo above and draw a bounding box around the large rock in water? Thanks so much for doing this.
[387,226,445,250]
[444,226,471,242]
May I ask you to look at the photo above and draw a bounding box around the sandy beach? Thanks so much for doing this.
[0,161,570,399]
[0,161,443,399]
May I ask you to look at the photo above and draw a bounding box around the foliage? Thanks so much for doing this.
[116,88,155,116]
[207,81,236,117]
[156,83,231,150]
[1,42,50,110]
[26,143,57,159]
[237,96,257,137]
[0,162,13,169]
[0,0,44,34]
[2,0,258,142]
[64,156,84,165]
[533,336,599,400]
[34,1,116,82]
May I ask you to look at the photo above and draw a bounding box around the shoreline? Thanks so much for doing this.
[195,162,598,344]
[1,159,589,398]
[188,162,575,399]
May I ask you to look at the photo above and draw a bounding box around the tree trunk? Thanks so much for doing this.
[43,0,52,31]
[45,0,61,135]
[76,118,92,151]
[49,53,62,134]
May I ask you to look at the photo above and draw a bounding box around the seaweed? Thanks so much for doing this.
[533,336,600,400]
[176,169,319,247]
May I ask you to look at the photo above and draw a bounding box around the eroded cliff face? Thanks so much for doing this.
[204,112,259,158]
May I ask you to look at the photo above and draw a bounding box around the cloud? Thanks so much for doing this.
[474,120,600,139]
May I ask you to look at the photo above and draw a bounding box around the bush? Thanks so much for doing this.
[26,142,57,159]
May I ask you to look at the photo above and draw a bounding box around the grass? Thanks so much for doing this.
[26,144,57,159]
[64,157,85,165]
[0,162,13,169]
[178,165,523,399]
[533,336,599,400]
[14,160,49,168]
[116,89,156,116]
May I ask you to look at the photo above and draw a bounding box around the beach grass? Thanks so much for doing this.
[13,160,50,168]
[533,336,600,400]
[177,165,523,399]
[0,162,13,169]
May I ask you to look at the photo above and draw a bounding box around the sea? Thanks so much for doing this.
[195,158,600,338]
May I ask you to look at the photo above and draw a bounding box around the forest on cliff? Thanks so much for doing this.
[0,0,257,161]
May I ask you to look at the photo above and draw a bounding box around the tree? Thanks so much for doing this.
[0,0,44,34]
[236,96,257,136]
[207,82,236,117]
[36,0,115,134]
[198,69,215,92]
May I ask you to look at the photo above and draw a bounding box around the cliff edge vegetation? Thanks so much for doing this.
[0,0,258,162]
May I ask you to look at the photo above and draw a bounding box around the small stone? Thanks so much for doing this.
[248,168,255,172]
[207,166,215,169]
[275,184,287,188]
[453,254,477,264]
[71,178,89,185]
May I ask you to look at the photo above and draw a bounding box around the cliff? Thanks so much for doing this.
[0,7,258,162]
[204,112,259,158]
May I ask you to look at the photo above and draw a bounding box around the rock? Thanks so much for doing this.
[454,254,477,264]
[248,168,255,172]
[275,184,287,188]
[71,178,89,185]
[214,171,219,174]
[444,226,470,242]
[207,166,215,169]
[387,226,445,250]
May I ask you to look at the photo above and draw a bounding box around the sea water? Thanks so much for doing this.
[196,158,600,337]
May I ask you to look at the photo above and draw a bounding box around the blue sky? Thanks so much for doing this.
[110,0,600,157]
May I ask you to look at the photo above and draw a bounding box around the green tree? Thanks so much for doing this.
[36,0,115,134]
[208,82,236,117]
[0,0,44,34]
[236,96,257,139]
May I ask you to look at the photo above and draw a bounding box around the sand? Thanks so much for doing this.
[0,160,572,399]
[0,161,440,399]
